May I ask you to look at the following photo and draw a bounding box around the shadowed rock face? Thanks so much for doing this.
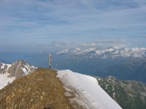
[0,68,73,109]
[0,60,36,78]
[96,76,146,109]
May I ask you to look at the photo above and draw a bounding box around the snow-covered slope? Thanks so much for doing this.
[0,73,15,90]
[57,70,122,109]
[0,60,37,90]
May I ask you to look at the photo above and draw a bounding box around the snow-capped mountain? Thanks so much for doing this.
[57,47,146,58]
[0,60,37,89]
[0,68,122,109]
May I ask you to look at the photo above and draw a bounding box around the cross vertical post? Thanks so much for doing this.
[49,54,52,68]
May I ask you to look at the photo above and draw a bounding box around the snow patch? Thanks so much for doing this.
[0,63,11,70]
[1,63,5,69]
[57,70,122,109]
[0,73,15,90]
[105,84,109,89]
[21,67,28,75]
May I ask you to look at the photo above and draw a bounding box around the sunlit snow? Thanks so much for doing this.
[0,73,15,90]
[57,70,122,109]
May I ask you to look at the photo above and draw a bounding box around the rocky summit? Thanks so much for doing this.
[0,68,73,109]
[0,60,36,78]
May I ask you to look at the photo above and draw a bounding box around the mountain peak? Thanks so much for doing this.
[0,68,122,109]
[12,60,26,65]
[0,60,36,78]
[0,60,37,90]
[0,68,73,109]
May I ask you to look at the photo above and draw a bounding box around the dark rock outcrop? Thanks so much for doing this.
[96,76,146,109]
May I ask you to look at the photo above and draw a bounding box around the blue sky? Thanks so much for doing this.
[0,0,146,52]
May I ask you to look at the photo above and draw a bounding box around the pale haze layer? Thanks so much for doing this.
[0,0,146,52]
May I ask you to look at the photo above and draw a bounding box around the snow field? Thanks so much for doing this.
[57,70,122,109]
[0,73,15,90]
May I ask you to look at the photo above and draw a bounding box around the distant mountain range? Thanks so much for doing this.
[57,47,146,58]
[53,47,146,83]
[1,46,146,83]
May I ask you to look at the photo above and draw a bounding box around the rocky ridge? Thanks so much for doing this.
[96,76,146,109]
[0,60,36,78]
[0,68,73,109]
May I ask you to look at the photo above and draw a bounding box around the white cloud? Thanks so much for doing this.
[0,0,146,51]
